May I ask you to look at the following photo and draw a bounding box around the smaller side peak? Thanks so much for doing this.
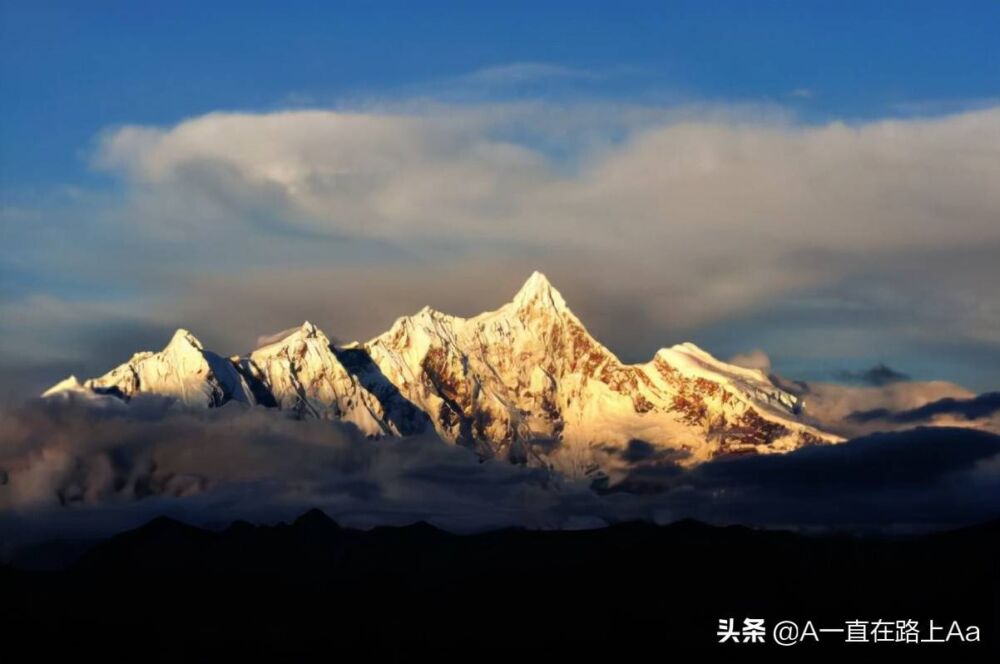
[254,322,331,352]
[42,375,83,397]
[166,328,204,352]
[408,305,449,323]
[417,304,446,317]
[661,342,775,383]
[300,320,332,346]
[293,508,341,531]
[299,320,321,338]
[654,343,708,365]
[661,342,724,366]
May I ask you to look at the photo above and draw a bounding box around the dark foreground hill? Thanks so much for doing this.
[3,512,999,661]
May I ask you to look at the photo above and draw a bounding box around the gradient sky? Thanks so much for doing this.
[2,1,999,398]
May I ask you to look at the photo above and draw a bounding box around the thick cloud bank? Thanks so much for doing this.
[620,427,1000,531]
[5,102,1000,398]
[92,107,1000,351]
[98,107,1000,254]
[3,398,1000,556]
[846,392,1000,439]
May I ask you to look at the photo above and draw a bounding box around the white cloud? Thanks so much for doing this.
[728,349,772,373]
[97,109,550,240]
[797,380,977,438]
[89,105,1000,344]
[7,100,1000,397]
[96,105,1000,254]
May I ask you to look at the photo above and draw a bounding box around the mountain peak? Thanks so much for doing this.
[511,271,567,312]
[417,305,438,317]
[284,320,330,346]
[42,374,81,394]
[298,320,322,339]
[41,375,88,398]
[520,270,552,293]
[253,321,332,355]
[166,328,204,352]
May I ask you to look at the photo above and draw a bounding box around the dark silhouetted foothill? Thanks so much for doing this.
[3,509,998,661]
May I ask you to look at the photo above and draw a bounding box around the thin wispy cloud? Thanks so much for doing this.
[459,62,600,86]
[889,96,1000,118]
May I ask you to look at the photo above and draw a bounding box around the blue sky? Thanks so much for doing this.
[4,1,998,187]
[2,1,1000,397]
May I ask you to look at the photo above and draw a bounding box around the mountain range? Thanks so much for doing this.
[43,272,839,479]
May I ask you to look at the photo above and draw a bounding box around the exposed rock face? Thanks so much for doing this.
[43,273,839,479]
[362,272,835,477]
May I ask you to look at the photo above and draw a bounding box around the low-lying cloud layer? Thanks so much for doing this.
[0,397,601,554]
[3,397,999,557]
[627,426,1000,531]
[726,351,992,437]
[849,392,1000,429]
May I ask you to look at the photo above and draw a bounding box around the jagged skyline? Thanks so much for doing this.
[44,272,839,480]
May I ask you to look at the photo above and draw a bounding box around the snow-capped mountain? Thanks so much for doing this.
[43,272,839,478]
[235,320,429,436]
[45,328,254,408]
[362,272,835,476]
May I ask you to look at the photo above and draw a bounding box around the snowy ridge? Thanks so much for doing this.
[235,321,428,436]
[43,272,840,478]
[68,329,254,408]
[237,321,385,434]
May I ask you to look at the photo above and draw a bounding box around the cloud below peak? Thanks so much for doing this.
[3,397,1000,556]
